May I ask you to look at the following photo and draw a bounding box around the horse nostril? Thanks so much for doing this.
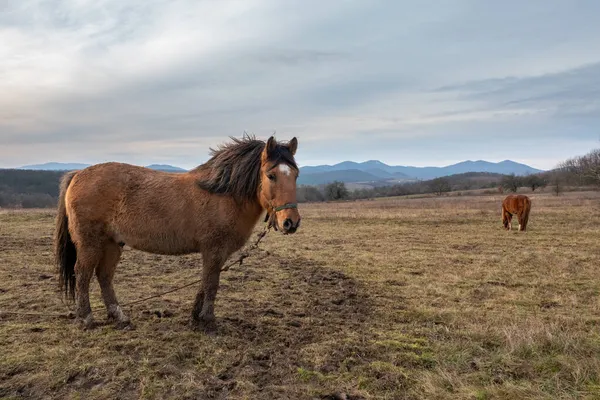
[283,218,293,231]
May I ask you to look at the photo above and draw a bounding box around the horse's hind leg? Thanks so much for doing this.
[74,245,103,329]
[96,241,131,329]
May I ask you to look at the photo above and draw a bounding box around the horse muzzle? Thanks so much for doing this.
[267,203,300,234]
[281,217,301,234]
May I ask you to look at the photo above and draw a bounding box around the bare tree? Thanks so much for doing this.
[550,173,562,196]
[325,181,349,201]
[524,174,547,192]
[501,174,522,193]
[428,177,452,196]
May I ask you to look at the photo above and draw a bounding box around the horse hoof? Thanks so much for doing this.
[190,318,217,335]
[80,317,97,330]
[115,320,135,331]
[203,327,217,337]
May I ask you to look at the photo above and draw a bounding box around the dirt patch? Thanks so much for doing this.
[202,251,372,398]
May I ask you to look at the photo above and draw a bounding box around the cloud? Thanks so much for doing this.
[434,62,600,114]
[1,0,599,169]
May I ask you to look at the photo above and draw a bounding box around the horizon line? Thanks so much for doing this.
[4,158,547,172]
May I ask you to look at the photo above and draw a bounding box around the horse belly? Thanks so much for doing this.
[116,230,200,256]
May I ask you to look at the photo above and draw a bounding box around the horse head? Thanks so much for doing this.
[259,136,301,234]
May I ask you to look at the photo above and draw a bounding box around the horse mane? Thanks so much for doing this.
[195,134,298,202]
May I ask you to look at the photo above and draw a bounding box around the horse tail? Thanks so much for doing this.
[55,171,78,301]
[522,197,532,231]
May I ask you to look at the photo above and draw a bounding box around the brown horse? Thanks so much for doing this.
[54,135,301,332]
[502,194,531,231]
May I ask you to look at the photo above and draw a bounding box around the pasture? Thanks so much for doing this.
[1,191,600,399]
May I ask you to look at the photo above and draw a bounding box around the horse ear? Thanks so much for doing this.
[264,136,277,157]
[287,137,298,156]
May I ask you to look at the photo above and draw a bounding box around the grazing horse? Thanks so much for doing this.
[54,135,301,332]
[502,194,531,231]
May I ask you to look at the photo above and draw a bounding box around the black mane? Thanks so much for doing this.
[195,135,297,201]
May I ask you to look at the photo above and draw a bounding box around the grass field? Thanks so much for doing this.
[1,191,600,399]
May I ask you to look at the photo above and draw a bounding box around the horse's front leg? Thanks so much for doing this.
[192,252,226,333]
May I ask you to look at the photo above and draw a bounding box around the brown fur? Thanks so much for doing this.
[502,194,532,231]
[54,135,300,332]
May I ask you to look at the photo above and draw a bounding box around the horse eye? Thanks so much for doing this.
[268,174,276,182]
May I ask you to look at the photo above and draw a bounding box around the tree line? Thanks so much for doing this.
[0,169,63,208]
[298,172,504,202]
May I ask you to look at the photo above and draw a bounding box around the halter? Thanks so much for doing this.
[264,202,298,228]
[273,203,298,212]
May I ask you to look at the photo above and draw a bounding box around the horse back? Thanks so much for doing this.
[64,162,240,254]
[502,194,531,215]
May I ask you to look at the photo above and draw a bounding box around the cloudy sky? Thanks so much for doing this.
[1,0,599,170]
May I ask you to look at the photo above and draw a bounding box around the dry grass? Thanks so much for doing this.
[1,191,600,399]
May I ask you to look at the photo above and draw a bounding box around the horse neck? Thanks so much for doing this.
[186,169,265,232]
[236,196,264,219]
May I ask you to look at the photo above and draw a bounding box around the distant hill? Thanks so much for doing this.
[18,162,187,172]
[145,164,187,172]
[19,162,91,171]
[299,159,543,185]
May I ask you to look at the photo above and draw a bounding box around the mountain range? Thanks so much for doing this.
[18,162,187,172]
[296,160,543,185]
[15,159,543,185]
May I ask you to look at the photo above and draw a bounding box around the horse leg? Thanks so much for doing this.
[74,245,102,329]
[521,209,529,232]
[502,208,511,230]
[192,252,225,333]
[96,241,131,329]
[192,287,205,323]
[517,213,523,231]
